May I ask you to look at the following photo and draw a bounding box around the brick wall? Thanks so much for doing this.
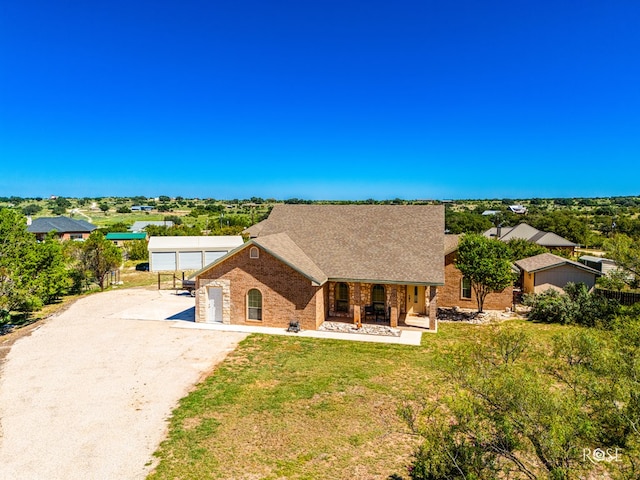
[440,251,513,311]
[196,245,322,329]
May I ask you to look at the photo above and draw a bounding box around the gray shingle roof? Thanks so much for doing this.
[252,204,445,285]
[515,253,600,275]
[484,223,576,247]
[27,216,97,234]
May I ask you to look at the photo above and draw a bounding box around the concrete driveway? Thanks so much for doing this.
[0,288,247,480]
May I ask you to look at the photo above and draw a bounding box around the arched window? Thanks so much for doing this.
[335,282,349,313]
[249,246,259,259]
[247,289,262,321]
[372,285,385,311]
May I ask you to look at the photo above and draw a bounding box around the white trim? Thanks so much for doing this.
[460,277,472,299]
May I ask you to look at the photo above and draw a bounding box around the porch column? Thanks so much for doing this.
[428,286,438,331]
[390,285,398,327]
[353,283,361,324]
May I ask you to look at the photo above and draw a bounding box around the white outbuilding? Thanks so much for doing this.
[148,236,244,272]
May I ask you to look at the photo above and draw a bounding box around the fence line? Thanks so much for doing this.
[595,288,640,306]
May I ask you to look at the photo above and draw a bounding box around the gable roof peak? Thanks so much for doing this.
[252,204,445,284]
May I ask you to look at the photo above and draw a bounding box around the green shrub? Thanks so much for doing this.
[125,239,149,261]
[524,289,577,324]
[524,283,620,327]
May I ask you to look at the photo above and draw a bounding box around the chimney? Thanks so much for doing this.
[26,216,32,226]
[496,225,502,238]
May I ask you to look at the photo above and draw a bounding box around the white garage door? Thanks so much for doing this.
[179,251,203,270]
[151,252,176,271]
[204,251,227,266]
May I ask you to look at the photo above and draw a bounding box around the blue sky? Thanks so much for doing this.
[1,1,639,200]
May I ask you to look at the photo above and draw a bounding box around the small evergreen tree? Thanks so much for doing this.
[81,231,122,290]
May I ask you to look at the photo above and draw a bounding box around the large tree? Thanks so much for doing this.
[603,234,640,287]
[31,234,70,304]
[455,234,514,312]
[81,231,122,290]
[0,209,68,316]
[400,324,640,480]
[504,238,549,261]
[0,208,39,314]
[445,210,493,234]
[527,210,589,245]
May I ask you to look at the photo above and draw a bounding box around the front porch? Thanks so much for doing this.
[326,281,439,331]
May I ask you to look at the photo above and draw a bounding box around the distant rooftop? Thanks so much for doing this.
[509,205,527,214]
[484,223,576,247]
[579,255,616,264]
[27,216,97,234]
[129,220,174,232]
[106,232,147,241]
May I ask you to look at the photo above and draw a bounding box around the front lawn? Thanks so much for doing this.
[148,320,573,479]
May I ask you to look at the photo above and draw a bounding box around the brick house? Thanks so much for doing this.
[194,205,445,331]
[439,234,514,311]
[27,216,97,241]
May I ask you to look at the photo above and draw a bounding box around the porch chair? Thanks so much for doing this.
[364,305,375,321]
[287,320,301,333]
[373,303,387,323]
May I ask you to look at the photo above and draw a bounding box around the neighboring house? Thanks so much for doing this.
[481,210,500,216]
[484,223,577,254]
[515,253,601,294]
[27,216,97,241]
[509,205,527,214]
[105,232,147,247]
[129,220,174,232]
[578,255,618,276]
[130,205,154,211]
[148,236,244,272]
[439,234,514,311]
[194,205,445,331]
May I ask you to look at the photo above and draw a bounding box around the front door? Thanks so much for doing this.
[407,285,425,315]
[207,287,223,323]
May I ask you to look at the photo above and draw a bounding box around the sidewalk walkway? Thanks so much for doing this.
[173,320,424,346]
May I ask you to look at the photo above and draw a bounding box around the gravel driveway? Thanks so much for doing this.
[0,288,247,480]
